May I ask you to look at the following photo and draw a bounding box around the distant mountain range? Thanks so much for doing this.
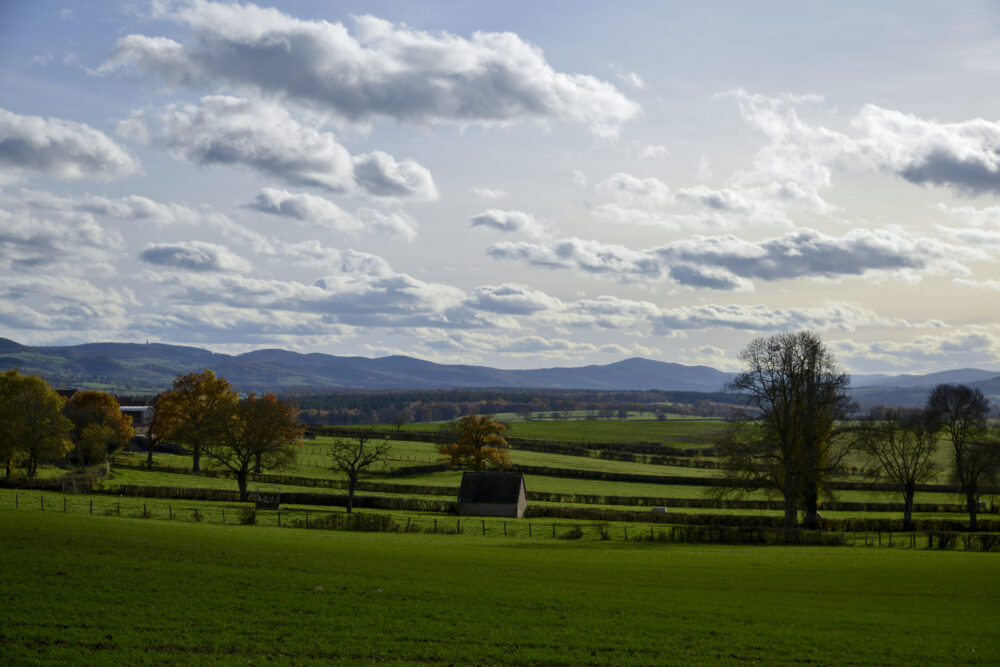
[1,338,998,405]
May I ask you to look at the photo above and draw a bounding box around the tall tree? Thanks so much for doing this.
[718,331,854,529]
[63,390,134,468]
[857,406,939,529]
[0,371,72,478]
[330,430,392,512]
[156,370,237,472]
[925,384,998,531]
[439,414,511,471]
[203,393,302,501]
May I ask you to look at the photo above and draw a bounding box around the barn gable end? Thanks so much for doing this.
[457,471,526,518]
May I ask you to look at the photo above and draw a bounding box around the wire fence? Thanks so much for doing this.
[3,488,999,551]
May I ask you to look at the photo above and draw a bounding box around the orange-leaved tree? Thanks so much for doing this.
[63,390,134,468]
[204,393,303,501]
[156,370,237,472]
[439,414,510,471]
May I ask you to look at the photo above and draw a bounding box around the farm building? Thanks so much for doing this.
[120,405,154,426]
[457,471,527,518]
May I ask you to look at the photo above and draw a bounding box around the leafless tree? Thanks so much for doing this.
[330,431,392,512]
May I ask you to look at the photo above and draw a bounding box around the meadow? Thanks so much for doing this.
[2,510,998,665]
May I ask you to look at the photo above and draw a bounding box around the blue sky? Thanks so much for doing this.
[2,1,1000,373]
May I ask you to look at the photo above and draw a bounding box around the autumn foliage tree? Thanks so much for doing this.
[63,390,134,468]
[204,393,303,501]
[0,370,72,478]
[156,370,238,472]
[439,414,511,471]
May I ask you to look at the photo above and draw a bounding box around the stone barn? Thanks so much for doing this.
[457,471,527,518]
[120,405,155,427]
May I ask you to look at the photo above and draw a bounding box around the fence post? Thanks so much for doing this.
[169,505,172,520]
[434,518,437,533]
[504,521,507,536]
[90,499,93,515]
[624,526,628,541]
[117,501,120,516]
[406,517,411,531]
[529,523,532,537]
[552,523,556,538]
[222,509,226,524]
[278,511,281,527]
[305,510,309,527]
[15,494,17,509]
[457,518,461,534]
[41,496,44,510]
[482,519,486,536]
[63,498,67,512]
[650,525,654,540]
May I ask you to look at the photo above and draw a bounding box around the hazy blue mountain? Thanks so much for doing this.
[1,338,996,401]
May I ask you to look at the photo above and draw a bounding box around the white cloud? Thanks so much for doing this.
[465,283,563,315]
[153,95,437,199]
[248,188,418,240]
[468,209,550,238]
[0,107,138,181]
[728,89,1000,196]
[140,240,251,272]
[100,2,639,135]
[832,327,1000,371]
[488,227,982,289]
[471,187,507,200]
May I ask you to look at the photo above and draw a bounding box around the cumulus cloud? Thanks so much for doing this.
[488,227,982,289]
[852,105,1000,194]
[832,327,1000,371]
[468,209,550,238]
[0,207,122,271]
[728,89,1000,196]
[100,1,638,134]
[0,276,134,331]
[592,171,835,231]
[140,241,251,272]
[144,248,479,328]
[248,188,418,240]
[153,95,437,199]
[465,283,562,315]
[0,106,138,181]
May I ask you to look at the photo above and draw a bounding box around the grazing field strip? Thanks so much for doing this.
[2,511,999,665]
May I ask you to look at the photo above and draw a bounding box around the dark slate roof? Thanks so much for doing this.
[458,471,525,504]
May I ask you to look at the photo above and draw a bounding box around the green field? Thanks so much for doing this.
[2,510,998,665]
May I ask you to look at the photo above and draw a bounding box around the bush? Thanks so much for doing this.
[594,522,611,540]
[239,508,257,525]
[559,525,584,540]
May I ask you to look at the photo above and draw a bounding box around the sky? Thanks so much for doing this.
[2,0,1000,374]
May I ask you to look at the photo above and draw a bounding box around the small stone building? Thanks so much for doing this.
[457,471,527,518]
[120,405,155,427]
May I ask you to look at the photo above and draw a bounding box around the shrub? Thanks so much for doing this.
[559,525,584,540]
[239,508,257,525]
[594,522,611,540]
[294,512,399,533]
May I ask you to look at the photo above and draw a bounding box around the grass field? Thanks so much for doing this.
[2,510,998,665]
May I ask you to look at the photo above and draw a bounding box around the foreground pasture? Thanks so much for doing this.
[2,511,997,665]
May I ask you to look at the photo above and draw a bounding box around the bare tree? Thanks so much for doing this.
[926,384,999,531]
[857,406,938,530]
[330,431,391,513]
[718,331,854,529]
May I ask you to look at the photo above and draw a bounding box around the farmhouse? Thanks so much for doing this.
[457,471,527,518]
